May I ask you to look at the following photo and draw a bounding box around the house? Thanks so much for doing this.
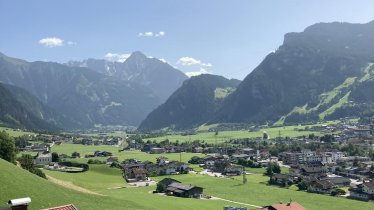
[224,166,242,176]
[320,176,350,187]
[31,144,50,152]
[271,173,293,186]
[256,202,306,210]
[156,156,169,166]
[150,147,165,154]
[362,181,374,195]
[349,181,374,201]
[94,151,112,157]
[230,154,250,163]
[106,156,118,165]
[42,204,78,210]
[193,146,204,153]
[309,180,335,194]
[34,152,52,165]
[299,162,327,177]
[127,168,147,182]
[158,178,181,188]
[165,182,203,198]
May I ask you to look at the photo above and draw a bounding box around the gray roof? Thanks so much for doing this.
[168,182,197,191]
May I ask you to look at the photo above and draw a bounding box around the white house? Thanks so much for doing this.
[34,152,52,165]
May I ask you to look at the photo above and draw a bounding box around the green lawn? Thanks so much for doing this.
[50,143,204,164]
[0,158,234,210]
[42,162,374,210]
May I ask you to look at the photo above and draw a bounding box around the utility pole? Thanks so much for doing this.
[242,166,247,184]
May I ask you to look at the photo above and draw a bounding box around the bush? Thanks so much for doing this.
[87,159,106,164]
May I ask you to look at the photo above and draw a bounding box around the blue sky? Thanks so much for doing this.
[1,0,374,79]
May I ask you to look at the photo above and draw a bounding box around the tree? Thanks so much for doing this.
[71,152,80,158]
[297,180,309,191]
[19,154,35,171]
[0,131,16,163]
[52,152,60,162]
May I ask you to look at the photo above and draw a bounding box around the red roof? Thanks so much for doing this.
[43,204,78,210]
[258,202,306,210]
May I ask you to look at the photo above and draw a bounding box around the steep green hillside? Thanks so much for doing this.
[212,21,374,125]
[139,74,240,130]
[276,63,374,124]
[0,159,144,210]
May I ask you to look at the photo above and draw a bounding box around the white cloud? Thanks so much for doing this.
[67,41,77,45]
[155,31,165,37]
[39,37,64,47]
[185,67,212,77]
[177,57,201,66]
[138,31,165,37]
[104,53,131,62]
[201,63,212,67]
[159,58,167,63]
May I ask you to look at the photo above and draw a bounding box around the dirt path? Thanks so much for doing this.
[46,175,104,196]
[211,196,262,208]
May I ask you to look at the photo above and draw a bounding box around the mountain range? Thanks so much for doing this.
[0,52,186,130]
[66,51,188,102]
[1,21,374,131]
[140,21,374,130]
[139,74,240,130]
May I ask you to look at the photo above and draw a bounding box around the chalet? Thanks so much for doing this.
[320,176,350,187]
[34,152,52,165]
[150,147,165,154]
[230,154,250,163]
[158,178,181,188]
[256,202,306,210]
[299,162,327,177]
[31,144,50,152]
[94,151,113,157]
[126,168,147,182]
[193,146,204,153]
[224,166,242,176]
[156,156,169,166]
[165,182,203,198]
[349,181,374,201]
[309,180,335,194]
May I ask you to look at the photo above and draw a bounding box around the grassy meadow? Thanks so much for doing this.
[51,143,204,164]
[143,123,337,144]
[0,126,36,137]
[42,160,374,210]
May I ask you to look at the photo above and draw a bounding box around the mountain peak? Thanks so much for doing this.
[129,51,147,60]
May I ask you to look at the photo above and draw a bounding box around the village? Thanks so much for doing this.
[8,118,372,210]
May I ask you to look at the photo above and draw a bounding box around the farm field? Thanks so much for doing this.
[144,122,339,144]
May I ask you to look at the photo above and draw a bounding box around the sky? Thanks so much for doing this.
[1,0,374,80]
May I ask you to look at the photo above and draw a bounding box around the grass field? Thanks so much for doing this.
[144,123,334,144]
[0,126,36,137]
[0,159,232,210]
[51,143,204,164]
[42,161,374,210]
